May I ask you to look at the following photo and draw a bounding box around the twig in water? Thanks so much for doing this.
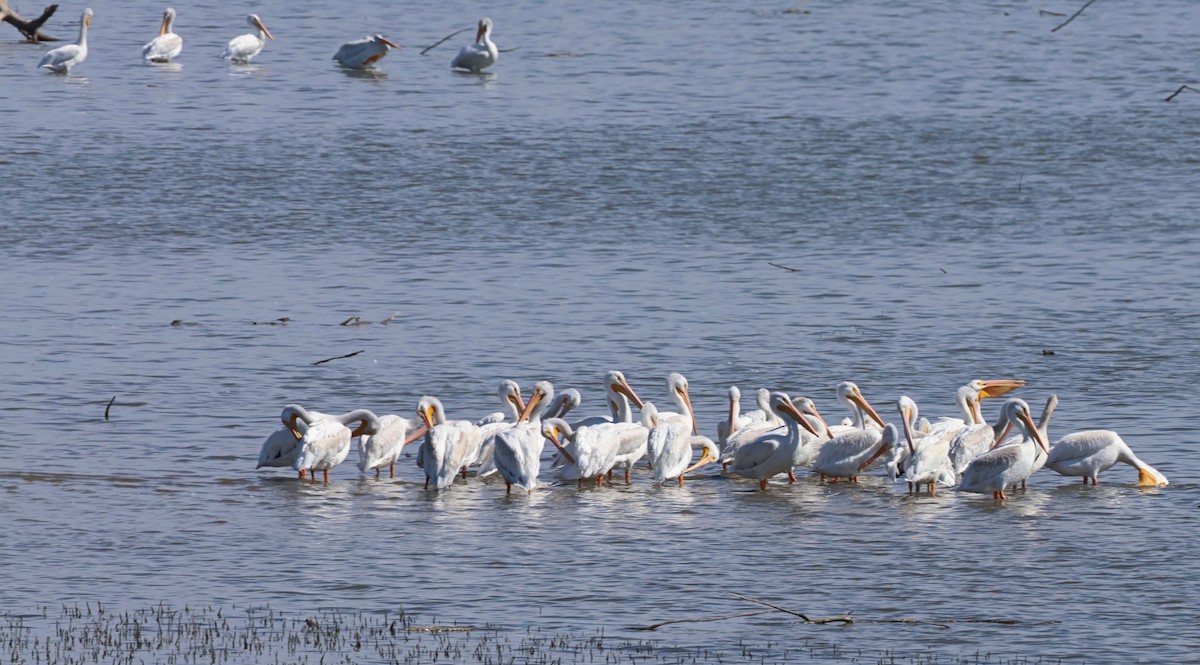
[420,28,469,55]
[312,350,365,366]
[1050,0,1098,33]
[340,316,370,326]
[628,610,773,631]
[380,311,402,325]
[767,262,802,273]
[104,396,116,421]
[497,46,520,53]
[252,317,291,326]
[1038,9,1067,17]
[1165,85,1200,102]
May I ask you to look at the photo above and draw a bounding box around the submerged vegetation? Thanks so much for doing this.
[1,603,1069,665]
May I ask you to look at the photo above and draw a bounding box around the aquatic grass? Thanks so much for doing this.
[1,604,1072,665]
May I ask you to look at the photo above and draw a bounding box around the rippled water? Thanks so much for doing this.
[2,0,1198,662]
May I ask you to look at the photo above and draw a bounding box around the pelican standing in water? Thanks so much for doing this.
[39,8,92,73]
[333,35,401,69]
[450,17,497,73]
[542,418,621,487]
[357,414,427,478]
[652,424,720,486]
[293,410,381,482]
[898,396,952,495]
[646,373,699,468]
[142,8,182,63]
[959,399,1049,502]
[257,404,329,469]
[223,14,274,63]
[728,393,823,491]
[1045,425,1168,486]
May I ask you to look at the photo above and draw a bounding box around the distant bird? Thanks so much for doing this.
[450,17,497,73]
[223,14,274,63]
[39,8,92,73]
[333,34,401,69]
[142,7,182,63]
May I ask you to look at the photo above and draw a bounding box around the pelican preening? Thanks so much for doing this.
[293,409,382,482]
[224,14,274,63]
[39,8,92,73]
[450,17,498,73]
[959,399,1049,501]
[333,35,401,69]
[357,415,427,477]
[143,8,182,63]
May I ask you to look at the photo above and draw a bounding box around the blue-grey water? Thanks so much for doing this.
[1,0,1198,662]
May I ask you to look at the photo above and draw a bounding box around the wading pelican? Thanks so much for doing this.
[811,382,887,482]
[826,382,883,438]
[646,373,699,467]
[468,380,527,476]
[743,388,785,426]
[959,399,1049,502]
[542,418,621,487]
[333,34,401,69]
[1045,422,1168,486]
[898,396,953,495]
[450,17,497,73]
[357,415,427,477]
[257,404,329,469]
[416,396,478,490]
[39,8,92,73]
[293,410,381,482]
[142,8,182,62]
[653,424,719,486]
[490,387,576,494]
[729,392,822,491]
[223,14,274,63]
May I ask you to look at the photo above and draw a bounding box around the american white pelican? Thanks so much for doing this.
[572,370,643,428]
[39,8,92,73]
[946,379,1026,477]
[490,385,574,494]
[223,14,274,63]
[826,382,884,438]
[416,396,477,490]
[728,392,822,491]
[959,399,1049,502]
[294,409,380,482]
[811,383,887,482]
[743,388,784,426]
[1045,422,1167,486]
[543,418,621,487]
[717,386,761,445]
[467,380,526,476]
[450,17,497,73]
[142,8,182,63]
[898,396,952,495]
[257,404,329,469]
[357,415,427,477]
[653,425,719,486]
[333,35,401,69]
[646,373,699,467]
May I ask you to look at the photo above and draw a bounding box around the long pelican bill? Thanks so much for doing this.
[850,390,885,427]
[255,17,274,41]
[679,387,698,435]
[419,405,435,429]
[779,399,820,437]
[474,22,485,43]
[807,403,834,439]
[1137,466,1168,487]
[901,406,917,454]
[613,379,643,409]
[682,448,718,475]
[380,37,401,49]
[517,389,544,423]
[403,424,428,446]
[859,440,891,472]
[1018,409,1049,454]
[159,13,169,35]
[546,427,575,465]
[993,421,1015,449]
[978,379,1025,399]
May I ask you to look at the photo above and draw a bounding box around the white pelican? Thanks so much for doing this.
[826,382,883,438]
[142,8,182,63]
[717,386,761,445]
[294,409,380,482]
[543,418,621,487]
[223,14,274,63]
[898,396,952,495]
[572,370,643,428]
[946,379,1026,476]
[39,8,92,73]
[959,399,1049,501]
[653,425,719,486]
[743,388,784,426]
[810,382,887,482]
[333,34,401,69]
[646,373,699,467]
[489,386,576,494]
[450,17,497,73]
[257,404,328,469]
[416,396,478,490]
[357,414,427,477]
[467,380,526,476]
[728,392,822,491]
[1045,422,1167,486]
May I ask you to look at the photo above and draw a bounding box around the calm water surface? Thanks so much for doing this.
[2,1,1198,663]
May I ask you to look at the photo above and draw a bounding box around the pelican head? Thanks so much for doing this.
[373,34,401,50]
[682,436,721,475]
[519,380,554,422]
[641,401,659,428]
[770,392,821,437]
[667,372,698,434]
[1137,464,1169,487]
[837,381,885,428]
[416,395,444,429]
[606,370,644,409]
[548,388,582,420]
[497,379,525,416]
[897,396,919,454]
[792,396,832,438]
[968,378,1025,400]
[343,409,381,438]
[159,7,175,34]
[280,404,315,440]
[728,385,741,402]
[860,423,901,472]
[247,14,274,41]
[475,17,493,43]
[996,398,1049,454]
[540,417,576,465]
[83,7,93,28]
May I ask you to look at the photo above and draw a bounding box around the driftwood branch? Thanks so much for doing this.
[767,262,801,272]
[420,28,469,55]
[104,395,116,421]
[339,315,369,326]
[1050,0,1098,33]
[380,311,401,325]
[312,350,365,366]
[627,610,773,631]
[727,592,1053,630]
[0,0,60,42]
[1165,85,1200,102]
[727,592,850,624]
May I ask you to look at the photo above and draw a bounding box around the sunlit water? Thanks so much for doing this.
[2,1,1198,663]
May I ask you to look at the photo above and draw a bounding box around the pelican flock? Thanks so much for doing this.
[255,372,1170,505]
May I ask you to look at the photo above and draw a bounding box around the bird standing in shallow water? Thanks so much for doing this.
[451,17,497,73]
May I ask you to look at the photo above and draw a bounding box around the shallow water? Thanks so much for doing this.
[2,0,1198,663]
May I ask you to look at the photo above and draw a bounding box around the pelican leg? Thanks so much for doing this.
[577,478,583,488]
[624,467,631,484]
[819,474,826,483]
[678,476,684,487]
[460,467,468,479]
[424,476,430,490]
[992,490,999,501]
[722,462,729,472]
[375,468,381,478]
[907,482,913,494]
[607,469,613,482]
[1092,476,1098,485]
[389,464,395,478]
[758,479,768,491]
[505,481,512,495]
[788,469,797,484]
[597,474,604,487]
[998,489,1008,502]
[929,482,936,496]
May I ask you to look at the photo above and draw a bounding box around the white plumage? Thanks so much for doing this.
[333,34,400,69]
[450,17,497,73]
[223,14,274,63]
[142,8,182,63]
[1046,429,1167,486]
[39,8,92,73]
